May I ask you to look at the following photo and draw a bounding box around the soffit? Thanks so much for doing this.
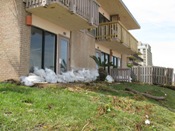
[97,0,140,30]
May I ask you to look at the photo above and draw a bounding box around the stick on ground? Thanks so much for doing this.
[125,88,165,100]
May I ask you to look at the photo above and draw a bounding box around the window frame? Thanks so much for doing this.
[30,26,57,72]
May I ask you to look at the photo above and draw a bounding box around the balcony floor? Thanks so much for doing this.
[26,3,94,30]
[96,39,134,54]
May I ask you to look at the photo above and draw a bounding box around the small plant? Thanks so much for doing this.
[90,55,113,81]
[127,63,133,68]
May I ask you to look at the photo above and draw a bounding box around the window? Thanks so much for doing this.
[99,13,110,23]
[118,58,121,68]
[101,52,110,73]
[30,27,56,72]
[95,50,101,69]
[44,32,56,70]
[30,27,42,69]
[95,51,111,73]
[112,56,118,68]
[101,52,105,62]
[87,28,96,37]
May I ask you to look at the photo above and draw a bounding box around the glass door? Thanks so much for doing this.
[44,32,56,71]
[30,27,42,70]
[58,37,69,73]
[30,27,56,72]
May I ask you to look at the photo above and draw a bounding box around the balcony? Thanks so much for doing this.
[24,0,99,30]
[96,0,140,30]
[96,21,138,54]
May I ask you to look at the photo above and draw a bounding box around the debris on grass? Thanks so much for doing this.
[145,115,149,119]
[145,119,151,125]
[97,104,112,115]
[4,112,12,117]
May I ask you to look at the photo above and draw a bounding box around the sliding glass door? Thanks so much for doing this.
[44,32,56,70]
[30,27,42,69]
[30,27,56,72]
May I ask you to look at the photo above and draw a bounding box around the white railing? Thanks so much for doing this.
[25,0,99,26]
[96,21,138,53]
[25,0,46,8]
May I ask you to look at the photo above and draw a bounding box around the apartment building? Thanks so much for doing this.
[0,0,140,81]
[138,42,153,66]
[127,53,143,67]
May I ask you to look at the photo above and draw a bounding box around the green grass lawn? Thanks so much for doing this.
[0,82,175,131]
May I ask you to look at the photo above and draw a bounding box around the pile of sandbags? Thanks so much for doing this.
[20,67,99,86]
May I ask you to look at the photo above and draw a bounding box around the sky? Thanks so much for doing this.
[123,0,175,70]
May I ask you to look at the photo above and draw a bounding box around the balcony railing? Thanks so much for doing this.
[96,21,138,53]
[25,0,99,27]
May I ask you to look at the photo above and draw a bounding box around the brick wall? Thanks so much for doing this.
[0,0,31,81]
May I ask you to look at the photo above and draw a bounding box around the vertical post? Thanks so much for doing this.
[89,0,92,25]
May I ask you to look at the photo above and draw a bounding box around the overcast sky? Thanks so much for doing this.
[123,0,175,70]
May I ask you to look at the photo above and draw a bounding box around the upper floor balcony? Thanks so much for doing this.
[96,0,140,30]
[24,0,99,30]
[96,21,138,54]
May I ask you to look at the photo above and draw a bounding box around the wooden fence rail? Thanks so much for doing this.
[110,68,131,82]
[132,66,174,85]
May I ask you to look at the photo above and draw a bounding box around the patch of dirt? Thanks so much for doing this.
[111,96,153,115]
[2,79,21,85]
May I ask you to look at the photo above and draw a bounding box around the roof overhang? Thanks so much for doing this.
[97,0,140,30]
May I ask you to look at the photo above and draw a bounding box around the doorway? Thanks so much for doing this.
[58,36,70,73]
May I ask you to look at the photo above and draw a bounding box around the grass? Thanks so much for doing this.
[0,82,175,131]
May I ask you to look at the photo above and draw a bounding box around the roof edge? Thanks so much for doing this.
[119,0,141,29]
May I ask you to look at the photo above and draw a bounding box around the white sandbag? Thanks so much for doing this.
[129,77,132,82]
[28,73,37,76]
[75,76,85,82]
[106,75,114,83]
[76,69,99,82]
[61,70,77,83]
[33,67,46,78]
[20,76,41,86]
[89,69,99,81]
[77,69,91,82]
[22,79,34,86]
[57,74,66,83]
[45,68,58,83]
[90,69,99,77]
[69,70,76,78]
[24,80,34,87]
[25,75,45,83]
[67,70,77,82]
[20,76,34,86]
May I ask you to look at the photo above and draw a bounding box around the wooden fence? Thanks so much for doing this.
[110,68,131,82]
[132,66,174,85]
